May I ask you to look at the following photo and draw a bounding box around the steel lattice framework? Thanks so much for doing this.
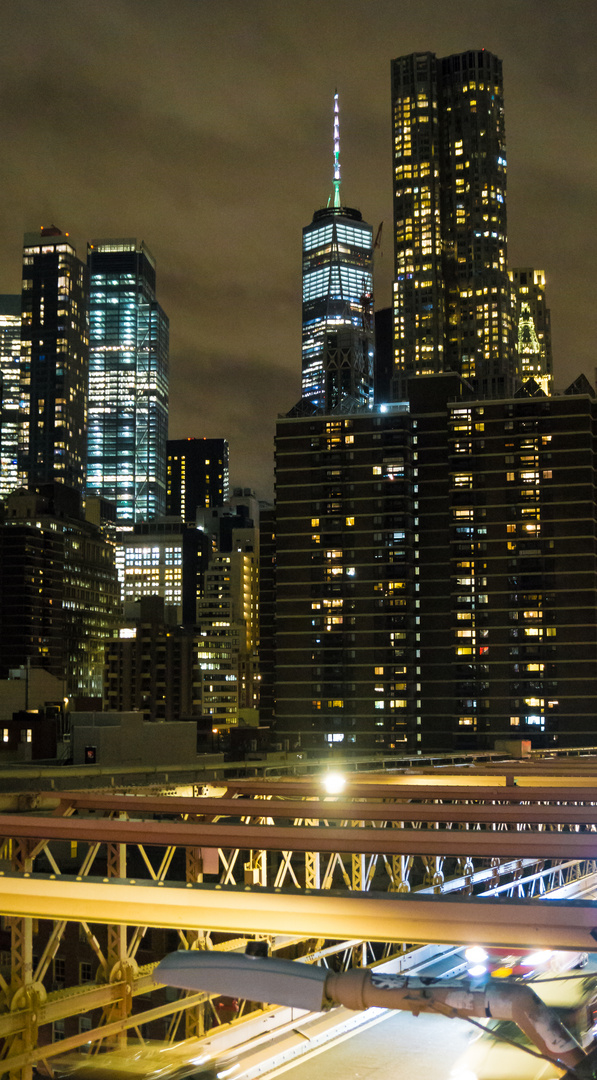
[3,759,597,1078]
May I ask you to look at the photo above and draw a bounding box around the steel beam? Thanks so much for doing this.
[224,779,597,801]
[4,813,597,858]
[30,792,597,828]
[250,801,597,827]
[24,781,597,805]
[1,875,597,951]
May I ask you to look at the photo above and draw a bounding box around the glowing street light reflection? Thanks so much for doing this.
[322,771,346,796]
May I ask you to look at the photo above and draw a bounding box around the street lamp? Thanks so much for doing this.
[322,771,346,796]
[155,953,597,1079]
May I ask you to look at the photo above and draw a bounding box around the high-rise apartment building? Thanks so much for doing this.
[104,596,199,723]
[273,403,413,751]
[166,438,229,523]
[0,295,21,498]
[301,95,375,411]
[196,491,261,720]
[271,375,597,752]
[509,268,552,394]
[19,227,89,492]
[391,50,515,400]
[87,239,169,528]
[196,548,259,721]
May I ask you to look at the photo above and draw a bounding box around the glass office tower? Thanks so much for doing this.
[87,240,169,528]
[391,50,515,400]
[301,94,375,411]
[19,227,89,492]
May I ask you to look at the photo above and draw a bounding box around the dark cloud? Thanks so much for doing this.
[0,0,595,499]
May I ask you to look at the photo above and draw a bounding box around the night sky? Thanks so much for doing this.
[0,1,595,500]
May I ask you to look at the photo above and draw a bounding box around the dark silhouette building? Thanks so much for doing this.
[166,437,229,523]
[0,485,120,699]
[374,306,393,404]
[104,596,198,722]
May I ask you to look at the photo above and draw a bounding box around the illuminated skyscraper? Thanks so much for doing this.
[87,240,169,528]
[509,268,552,394]
[391,50,515,400]
[301,94,375,411]
[19,227,89,492]
[0,294,21,498]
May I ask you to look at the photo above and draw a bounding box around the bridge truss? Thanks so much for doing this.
[2,757,597,1078]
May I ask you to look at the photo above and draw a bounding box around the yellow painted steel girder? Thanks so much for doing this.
[0,970,158,1038]
[2,875,597,952]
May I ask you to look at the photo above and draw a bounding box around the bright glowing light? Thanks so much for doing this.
[465,946,488,964]
[322,771,346,795]
[526,950,551,967]
[467,964,487,978]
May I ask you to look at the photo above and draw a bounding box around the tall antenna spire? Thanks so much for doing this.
[332,90,341,208]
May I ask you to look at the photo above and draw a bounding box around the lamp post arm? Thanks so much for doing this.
[325,969,588,1074]
[155,953,592,1076]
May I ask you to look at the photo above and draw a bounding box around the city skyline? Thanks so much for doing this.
[0,1,595,498]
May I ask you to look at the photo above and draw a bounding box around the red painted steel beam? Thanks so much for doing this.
[2,813,597,859]
[39,792,597,828]
[222,780,597,803]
